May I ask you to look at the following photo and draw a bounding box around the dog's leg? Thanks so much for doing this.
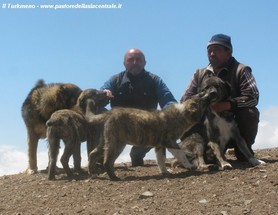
[103,143,126,181]
[189,142,208,169]
[47,136,60,180]
[73,142,83,173]
[60,142,74,178]
[88,144,104,177]
[167,147,195,169]
[208,141,232,170]
[155,147,168,174]
[195,145,216,171]
[27,132,39,175]
[87,139,93,158]
[87,128,102,156]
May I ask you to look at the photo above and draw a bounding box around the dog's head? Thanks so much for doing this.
[198,70,231,105]
[77,89,109,114]
[60,83,82,108]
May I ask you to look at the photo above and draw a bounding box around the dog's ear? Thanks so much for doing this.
[60,84,82,107]
[35,79,45,88]
[198,70,215,93]
[86,99,97,116]
[203,70,215,79]
[78,95,86,111]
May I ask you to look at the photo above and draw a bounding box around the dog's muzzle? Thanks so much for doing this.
[199,88,219,105]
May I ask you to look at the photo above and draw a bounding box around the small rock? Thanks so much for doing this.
[139,191,154,199]
[199,199,208,204]
[244,199,252,205]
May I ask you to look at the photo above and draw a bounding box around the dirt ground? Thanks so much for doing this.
[1,148,278,215]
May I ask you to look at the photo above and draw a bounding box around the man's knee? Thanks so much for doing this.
[235,107,259,147]
[130,146,151,167]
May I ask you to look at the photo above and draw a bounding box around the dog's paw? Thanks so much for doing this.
[90,173,98,179]
[73,167,87,175]
[184,163,195,170]
[161,170,172,176]
[171,159,182,168]
[159,167,170,174]
[110,176,122,181]
[166,168,175,174]
[220,162,233,170]
[198,164,219,172]
[26,168,37,175]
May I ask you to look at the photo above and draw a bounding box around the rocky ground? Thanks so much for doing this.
[1,148,278,215]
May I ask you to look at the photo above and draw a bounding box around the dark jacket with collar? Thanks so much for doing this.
[101,70,177,110]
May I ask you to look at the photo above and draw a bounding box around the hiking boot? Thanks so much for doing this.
[131,159,144,167]
[235,146,254,162]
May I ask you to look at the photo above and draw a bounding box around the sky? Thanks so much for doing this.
[0,0,278,176]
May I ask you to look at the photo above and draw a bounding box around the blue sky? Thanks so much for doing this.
[0,0,278,175]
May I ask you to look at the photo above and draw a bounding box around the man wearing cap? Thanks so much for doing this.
[181,33,260,161]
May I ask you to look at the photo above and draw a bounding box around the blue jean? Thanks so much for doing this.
[129,146,152,164]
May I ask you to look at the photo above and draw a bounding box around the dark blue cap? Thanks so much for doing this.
[207,34,232,50]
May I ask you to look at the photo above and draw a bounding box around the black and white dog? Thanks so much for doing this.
[172,71,265,170]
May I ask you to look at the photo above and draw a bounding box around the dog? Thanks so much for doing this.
[46,110,87,180]
[87,94,217,181]
[46,89,108,180]
[78,89,109,156]
[172,71,264,171]
[22,80,82,174]
[171,124,215,171]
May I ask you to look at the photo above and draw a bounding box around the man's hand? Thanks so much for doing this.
[103,89,114,98]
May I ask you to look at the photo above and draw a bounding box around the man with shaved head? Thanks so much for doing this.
[101,48,177,166]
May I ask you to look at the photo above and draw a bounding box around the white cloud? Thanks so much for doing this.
[1,106,277,176]
[253,106,278,149]
[0,144,136,176]
[0,145,28,176]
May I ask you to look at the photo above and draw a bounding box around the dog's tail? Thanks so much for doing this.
[46,117,63,127]
[35,79,46,88]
